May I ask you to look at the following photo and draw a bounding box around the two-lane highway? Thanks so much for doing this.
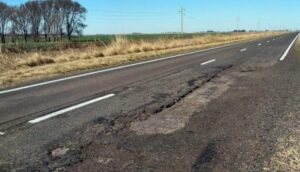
[0,32,299,169]
[0,32,298,132]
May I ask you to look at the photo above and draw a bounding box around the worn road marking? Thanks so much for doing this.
[280,33,300,61]
[28,94,115,124]
[0,39,266,95]
[257,43,262,46]
[240,48,247,52]
[201,59,216,66]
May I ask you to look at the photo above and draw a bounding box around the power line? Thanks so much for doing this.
[88,17,177,22]
[185,14,202,22]
[87,8,178,22]
[88,15,178,21]
[88,12,177,18]
[88,8,173,15]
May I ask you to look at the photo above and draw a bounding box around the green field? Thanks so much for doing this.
[1,32,235,52]
[72,32,225,43]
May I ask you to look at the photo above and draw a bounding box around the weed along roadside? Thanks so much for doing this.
[0,0,299,171]
[0,32,282,88]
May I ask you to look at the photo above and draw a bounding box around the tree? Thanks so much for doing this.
[9,7,18,43]
[25,0,42,41]
[0,0,87,43]
[61,0,87,40]
[15,5,30,42]
[0,2,11,43]
[52,0,66,41]
[41,0,55,42]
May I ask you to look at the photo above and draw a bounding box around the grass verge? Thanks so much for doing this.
[0,32,283,88]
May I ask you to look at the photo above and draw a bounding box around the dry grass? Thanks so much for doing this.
[24,53,55,67]
[0,32,283,88]
[263,112,300,172]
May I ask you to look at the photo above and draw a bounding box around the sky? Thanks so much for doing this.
[5,0,300,35]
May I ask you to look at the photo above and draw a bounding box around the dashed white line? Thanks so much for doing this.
[240,48,247,52]
[257,43,262,46]
[0,39,264,95]
[267,40,270,43]
[279,33,300,61]
[201,59,216,66]
[0,132,5,135]
[28,93,115,124]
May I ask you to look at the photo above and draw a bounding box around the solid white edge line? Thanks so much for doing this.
[28,93,115,124]
[240,48,247,52]
[201,59,216,66]
[279,33,300,61]
[0,38,263,95]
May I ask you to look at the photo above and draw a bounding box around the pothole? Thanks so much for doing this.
[130,73,235,135]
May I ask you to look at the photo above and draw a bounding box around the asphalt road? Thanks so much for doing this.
[0,33,297,127]
[0,32,299,170]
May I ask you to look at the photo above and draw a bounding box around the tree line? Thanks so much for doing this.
[0,0,87,43]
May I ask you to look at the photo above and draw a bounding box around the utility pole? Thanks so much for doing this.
[257,21,261,32]
[179,7,185,34]
[236,17,240,31]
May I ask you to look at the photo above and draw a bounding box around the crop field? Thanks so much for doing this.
[1,32,236,52]
[72,32,228,43]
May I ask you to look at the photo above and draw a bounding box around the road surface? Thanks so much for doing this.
[0,32,299,171]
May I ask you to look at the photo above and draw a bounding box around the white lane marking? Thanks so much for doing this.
[240,48,247,52]
[279,33,300,61]
[267,40,270,43]
[0,132,5,135]
[28,94,115,124]
[273,38,276,41]
[0,39,265,95]
[257,43,262,46]
[201,59,216,66]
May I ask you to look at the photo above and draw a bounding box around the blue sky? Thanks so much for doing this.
[5,0,300,34]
